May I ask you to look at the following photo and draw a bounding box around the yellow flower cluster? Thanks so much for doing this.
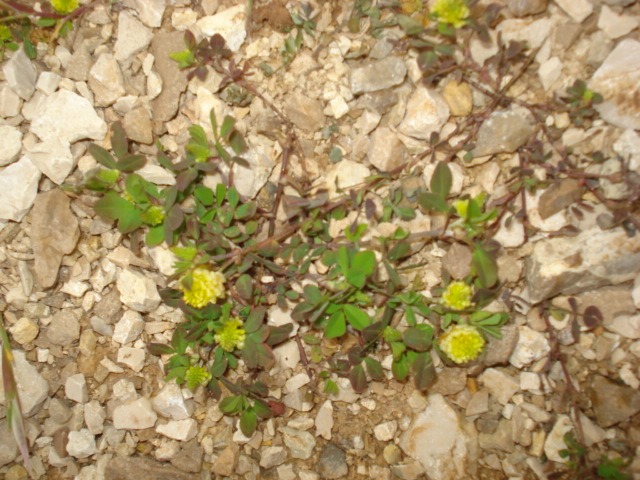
[141,205,165,226]
[185,365,211,391]
[51,0,78,14]
[179,267,225,309]
[214,317,246,352]
[439,325,485,364]
[441,281,473,310]
[430,0,469,28]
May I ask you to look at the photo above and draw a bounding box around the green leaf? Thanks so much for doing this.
[235,274,253,301]
[364,357,384,381]
[117,210,143,233]
[390,341,406,360]
[216,183,227,206]
[325,311,346,338]
[245,307,266,334]
[418,192,449,212]
[167,204,184,230]
[111,122,129,159]
[472,244,498,288]
[88,144,117,169]
[430,161,452,199]
[235,202,257,220]
[303,284,322,304]
[227,187,240,208]
[387,241,411,261]
[194,186,214,206]
[219,395,243,415]
[94,192,135,220]
[412,352,436,391]
[343,305,371,331]
[171,326,189,354]
[403,326,434,352]
[346,269,366,289]
[147,343,174,356]
[328,146,343,163]
[392,354,409,381]
[396,14,424,35]
[220,115,236,139]
[337,245,350,275]
[169,49,195,68]
[352,250,376,276]
[117,154,146,172]
[349,364,368,393]
[229,131,247,155]
[242,336,258,369]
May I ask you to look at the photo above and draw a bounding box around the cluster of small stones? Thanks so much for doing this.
[0,0,639,479]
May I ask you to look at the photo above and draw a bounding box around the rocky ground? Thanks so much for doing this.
[1,0,640,479]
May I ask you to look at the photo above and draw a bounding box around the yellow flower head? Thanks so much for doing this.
[442,281,473,310]
[141,205,165,226]
[51,0,78,14]
[180,267,225,309]
[0,25,12,42]
[185,365,211,390]
[439,325,485,364]
[214,317,246,352]
[430,0,469,28]
[453,199,469,219]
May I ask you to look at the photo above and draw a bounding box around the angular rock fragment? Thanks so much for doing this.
[28,189,80,288]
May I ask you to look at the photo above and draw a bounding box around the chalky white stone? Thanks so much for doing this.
[66,373,89,403]
[113,397,158,430]
[0,125,22,167]
[156,418,198,441]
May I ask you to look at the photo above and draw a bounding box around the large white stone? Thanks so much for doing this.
[509,326,551,368]
[613,129,640,173]
[65,373,89,403]
[555,0,593,23]
[152,384,192,420]
[0,83,22,117]
[497,18,555,50]
[117,346,146,372]
[88,53,126,107]
[2,47,37,100]
[66,429,97,459]
[24,137,74,185]
[321,159,371,197]
[114,10,154,62]
[156,418,198,441]
[112,310,145,345]
[116,267,161,312]
[0,157,41,222]
[0,125,22,167]
[0,350,49,416]
[589,39,640,130]
[84,400,106,435]
[113,397,158,430]
[598,5,638,40]
[478,368,520,405]
[30,89,108,143]
[123,0,166,27]
[196,5,247,52]
[398,87,450,141]
[399,394,468,480]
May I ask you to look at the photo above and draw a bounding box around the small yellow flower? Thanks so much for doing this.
[439,325,485,364]
[430,0,469,28]
[453,199,469,219]
[185,365,211,390]
[0,25,12,42]
[51,0,78,14]
[141,205,165,226]
[214,317,246,352]
[179,267,226,309]
[441,281,473,310]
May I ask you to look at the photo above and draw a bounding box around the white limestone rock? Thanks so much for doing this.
[36,71,61,95]
[544,415,573,462]
[509,326,551,368]
[137,164,176,185]
[399,394,469,480]
[613,129,640,173]
[24,137,74,185]
[322,159,371,197]
[114,10,154,62]
[123,0,166,27]
[84,400,106,435]
[196,5,247,52]
[0,157,41,222]
[66,373,89,403]
[116,267,161,312]
[0,350,49,416]
[30,89,108,144]
[0,125,22,167]
[117,346,146,372]
[88,53,126,107]
[156,418,198,441]
[112,310,145,345]
[589,39,640,130]
[398,87,450,141]
[315,400,334,440]
[3,47,37,100]
[598,5,638,40]
[555,0,593,23]
[0,83,22,117]
[374,420,398,442]
[478,368,520,405]
[113,397,158,430]
[66,429,97,459]
[606,314,640,339]
[152,384,192,420]
[8,317,39,345]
